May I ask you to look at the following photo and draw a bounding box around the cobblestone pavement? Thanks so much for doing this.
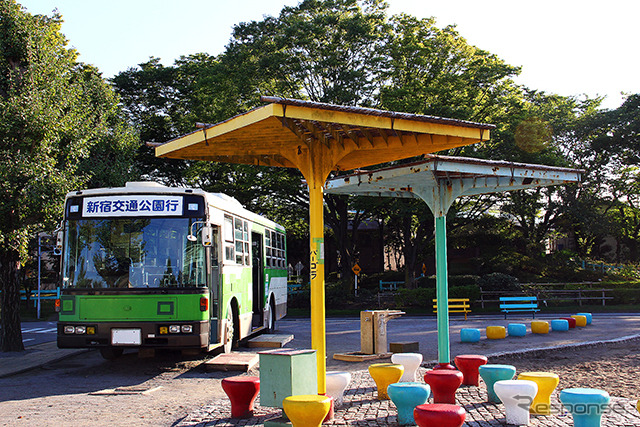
[178,368,640,426]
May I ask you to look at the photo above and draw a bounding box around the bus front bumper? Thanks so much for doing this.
[57,321,209,349]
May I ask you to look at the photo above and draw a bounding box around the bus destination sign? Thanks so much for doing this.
[82,195,184,217]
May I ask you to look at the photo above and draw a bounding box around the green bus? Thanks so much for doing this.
[56,182,287,359]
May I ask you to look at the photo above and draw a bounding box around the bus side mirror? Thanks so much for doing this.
[54,230,63,255]
[202,226,212,247]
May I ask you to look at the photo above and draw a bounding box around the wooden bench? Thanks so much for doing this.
[432,298,471,320]
[499,296,540,319]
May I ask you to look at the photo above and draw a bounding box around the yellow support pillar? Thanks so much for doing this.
[309,182,326,395]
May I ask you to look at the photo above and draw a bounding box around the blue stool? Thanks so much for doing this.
[460,328,480,343]
[478,364,516,403]
[507,323,527,337]
[559,388,610,427]
[576,312,593,325]
[551,319,570,331]
[387,382,431,425]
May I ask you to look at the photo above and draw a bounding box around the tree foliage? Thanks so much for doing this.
[0,1,137,351]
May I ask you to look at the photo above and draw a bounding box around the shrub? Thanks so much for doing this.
[477,273,520,292]
[395,287,435,308]
[449,284,481,302]
[448,275,480,287]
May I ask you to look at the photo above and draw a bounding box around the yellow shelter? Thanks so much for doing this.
[155,96,494,393]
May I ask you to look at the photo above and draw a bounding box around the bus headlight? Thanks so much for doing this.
[64,325,75,334]
[75,326,86,334]
[169,325,180,334]
[181,325,193,333]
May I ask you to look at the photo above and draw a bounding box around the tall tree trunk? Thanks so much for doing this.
[0,248,24,352]
[402,215,417,288]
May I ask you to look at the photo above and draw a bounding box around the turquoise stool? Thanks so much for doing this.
[478,364,516,403]
[577,312,593,325]
[388,382,431,425]
[507,323,527,337]
[551,319,570,331]
[460,328,480,343]
[559,388,610,427]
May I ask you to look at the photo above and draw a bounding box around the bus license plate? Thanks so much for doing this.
[111,328,142,345]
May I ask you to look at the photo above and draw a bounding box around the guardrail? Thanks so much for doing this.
[20,288,61,307]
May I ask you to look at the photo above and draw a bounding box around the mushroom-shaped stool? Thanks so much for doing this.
[494,379,538,425]
[388,382,431,425]
[454,354,488,386]
[391,352,423,382]
[478,364,517,403]
[559,388,610,427]
[326,371,351,407]
[423,369,464,404]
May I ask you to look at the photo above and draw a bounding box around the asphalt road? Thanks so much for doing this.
[20,321,57,347]
[274,313,640,370]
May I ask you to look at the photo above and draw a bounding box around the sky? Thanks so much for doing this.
[17,0,640,110]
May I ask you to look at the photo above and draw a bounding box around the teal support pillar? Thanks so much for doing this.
[434,214,451,366]
[415,183,460,369]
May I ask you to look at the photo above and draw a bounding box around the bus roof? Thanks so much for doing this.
[65,182,283,231]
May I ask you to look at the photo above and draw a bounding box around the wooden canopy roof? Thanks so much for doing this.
[156,97,495,183]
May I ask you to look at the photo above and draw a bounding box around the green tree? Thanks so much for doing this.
[112,56,310,241]
[0,1,137,351]
[571,95,640,261]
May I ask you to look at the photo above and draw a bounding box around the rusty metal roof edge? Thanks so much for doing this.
[260,96,496,130]
[427,154,586,174]
[329,155,585,181]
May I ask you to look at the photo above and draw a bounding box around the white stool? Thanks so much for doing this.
[326,371,351,407]
[391,352,423,382]
[494,379,538,425]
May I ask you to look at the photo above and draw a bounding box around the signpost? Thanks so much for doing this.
[352,263,361,297]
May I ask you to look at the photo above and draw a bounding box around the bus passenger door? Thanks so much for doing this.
[251,232,264,328]
[209,226,220,344]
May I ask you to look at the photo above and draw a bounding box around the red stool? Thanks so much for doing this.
[433,362,456,370]
[221,375,260,418]
[560,317,577,328]
[414,403,466,427]
[323,395,335,422]
[423,369,464,404]
[454,354,488,386]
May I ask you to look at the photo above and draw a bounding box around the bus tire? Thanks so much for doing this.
[223,302,238,353]
[267,298,276,333]
[100,347,124,360]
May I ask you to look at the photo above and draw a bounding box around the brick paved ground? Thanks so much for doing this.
[178,368,640,426]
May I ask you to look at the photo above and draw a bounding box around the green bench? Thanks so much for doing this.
[379,280,402,292]
[499,296,539,319]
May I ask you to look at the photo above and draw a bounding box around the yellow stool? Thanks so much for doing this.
[517,372,559,415]
[486,326,506,339]
[571,315,588,327]
[531,321,549,334]
[368,363,404,400]
[282,395,332,427]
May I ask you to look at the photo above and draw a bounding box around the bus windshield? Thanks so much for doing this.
[62,217,206,289]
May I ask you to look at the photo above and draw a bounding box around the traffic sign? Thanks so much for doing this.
[352,264,361,275]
